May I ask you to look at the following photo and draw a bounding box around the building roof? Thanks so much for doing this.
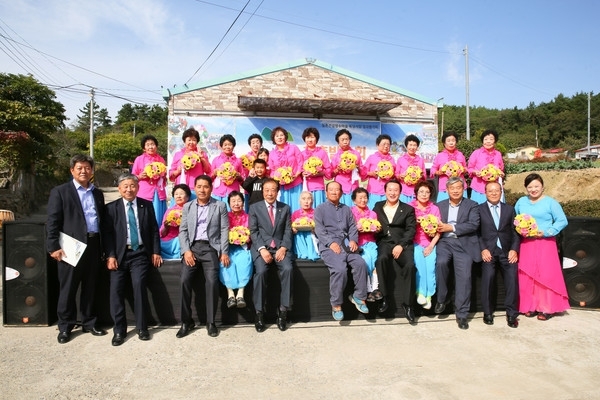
[163,58,438,106]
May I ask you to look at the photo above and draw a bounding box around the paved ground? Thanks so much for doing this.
[1,188,599,399]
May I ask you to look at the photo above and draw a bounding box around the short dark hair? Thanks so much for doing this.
[270,126,288,144]
[384,179,402,192]
[257,147,269,158]
[351,187,369,201]
[335,129,352,143]
[227,190,244,206]
[404,134,420,147]
[70,154,94,169]
[248,133,263,146]
[302,127,320,143]
[220,134,236,148]
[140,134,158,150]
[441,131,459,145]
[182,128,200,142]
[480,129,498,143]
[262,177,279,191]
[172,183,191,198]
[414,180,434,197]
[524,173,543,188]
[253,158,267,166]
[376,134,392,146]
[195,174,213,187]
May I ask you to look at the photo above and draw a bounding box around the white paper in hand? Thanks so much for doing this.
[58,232,87,267]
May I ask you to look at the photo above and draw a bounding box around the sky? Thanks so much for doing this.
[1,0,598,127]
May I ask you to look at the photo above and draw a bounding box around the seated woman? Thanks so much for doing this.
[291,191,319,261]
[159,184,191,260]
[350,187,381,302]
[220,191,253,309]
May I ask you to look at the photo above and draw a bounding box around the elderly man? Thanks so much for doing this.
[315,181,369,321]
[435,177,481,330]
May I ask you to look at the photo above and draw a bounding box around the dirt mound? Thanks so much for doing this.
[504,168,600,202]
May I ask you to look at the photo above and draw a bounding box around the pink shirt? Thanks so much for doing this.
[467,146,504,193]
[160,204,183,241]
[131,153,167,201]
[211,152,243,197]
[331,147,363,194]
[301,146,332,191]
[169,148,211,188]
[228,211,249,229]
[395,153,426,196]
[351,206,377,246]
[361,151,396,195]
[429,149,467,191]
[240,151,258,179]
[409,200,441,247]
[269,142,303,189]
[291,208,315,223]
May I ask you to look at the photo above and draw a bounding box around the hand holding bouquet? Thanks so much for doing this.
[273,166,293,185]
[181,152,201,170]
[292,216,315,232]
[376,160,394,180]
[241,154,255,171]
[339,151,358,173]
[303,156,323,176]
[480,164,502,182]
[144,162,167,180]
[440,160,464,178]
[165,208,182,227]
[229,225,250,245]
[514,214,539,237]
[403,165,423,186]
[417,214,439,237]
[357,217,381,232]
[217,162,237,185]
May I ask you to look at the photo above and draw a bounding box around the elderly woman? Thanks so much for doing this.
[168,127,211,194]
[361,134,396,209]
[514,173,569,320]
[467,129,505,204]
[330,129,363,206]
[301,127,331,208]
[268,126,303,213]
[159,184,191,260]
[396,134,426,204]
[131,134,168,225]
[430,131,467,202]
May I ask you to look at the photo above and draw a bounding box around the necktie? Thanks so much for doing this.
[268,204,275,248]
[492,205,501,249]
[128,201,139,250]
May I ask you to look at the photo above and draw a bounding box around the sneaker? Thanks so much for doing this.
[423,297,432,310]
[349,295,369,314]
[417,294,427,305]
[332,308,344,321]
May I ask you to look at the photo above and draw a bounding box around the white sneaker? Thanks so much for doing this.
[417,294,427,305]
[423,297,432,310]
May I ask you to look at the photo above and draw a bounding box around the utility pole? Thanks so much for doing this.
[89,88,95,158]
[588,92,591,154]
[464,45,470,141]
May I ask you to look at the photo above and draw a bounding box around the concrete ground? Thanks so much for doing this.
[1,188,599,399]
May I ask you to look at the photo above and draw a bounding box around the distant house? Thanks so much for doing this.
[574,145,600,160]
[540,148,568,159]
[507,146,540,160]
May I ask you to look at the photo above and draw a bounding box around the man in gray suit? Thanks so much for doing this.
[435,177,481,330]
[177,175,229,338]
[248,178,294,332]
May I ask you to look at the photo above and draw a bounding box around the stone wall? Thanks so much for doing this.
[0,170,36,218]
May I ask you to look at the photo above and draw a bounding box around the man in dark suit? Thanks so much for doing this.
[177,175,229,338]
[435,176,481,330]
[46,154,108,344]
[373,179,417,325]
[103,173,162,346]
[248,178,294,332]
[478,181,520,328]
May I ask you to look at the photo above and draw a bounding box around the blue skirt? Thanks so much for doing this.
[293,231,320,261]
[152,191,167,227]
[280,184,302,214]
[400,194,415,204]
[340,193,353,207]
[311,190,326,209]
[160,237,181,261]
[368,194,386,210]
[360,241,378,276]
[469,189,487,204]
[219,245,253,289]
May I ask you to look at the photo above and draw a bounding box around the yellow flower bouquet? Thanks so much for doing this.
[144,161,167,180]
[376,160,394,180]
[181,152,201,170]
[339,151,358,173]
[403,165,423,186]
[241,154,255,171]
[273,166,293,185]
[440,160,464,178]
[229,225,251,245]
[514,214,539,237]
[416,214,439,237]
[292,216,315,232]
[480,164,502,182]
[217,161,237,185]
[303,156,323,176]
[165,208,182,227]
[357,218,381,232]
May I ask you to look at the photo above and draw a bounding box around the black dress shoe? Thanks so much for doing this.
[378,298,389,314]
[255,311,266,333]
[57,331,71,344]
[507,315,519,328]
[402,304,416,325]
[206,323,219,337]
[277,310,288,331]
[434,301,447,314]
[82,326,108,336]
[483,314,494,325]
[176,322,195,338]
[138,329,150,340]
[111,333,125,346]
[457,317,469,330]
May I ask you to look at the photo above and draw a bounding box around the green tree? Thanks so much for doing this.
[94,134,139,165]
[74,101,112,135]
